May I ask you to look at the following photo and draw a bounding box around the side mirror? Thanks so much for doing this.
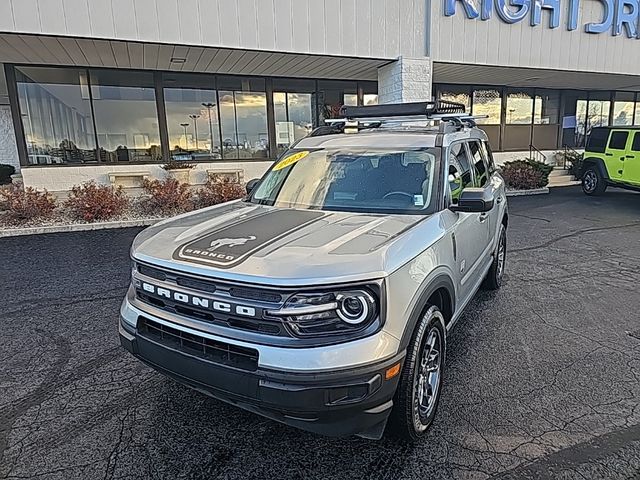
[450,187,495,213]
[246,178,260,195]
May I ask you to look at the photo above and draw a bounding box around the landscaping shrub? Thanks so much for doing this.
[501,159,552,190]
[0,185,56,224]
[194,178,246,209]
[564,151,584,179]
[140,177,193,216]
[64,181,129,222]
[0,164,15,185]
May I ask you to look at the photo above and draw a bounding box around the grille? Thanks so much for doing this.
[137,264,166,281]
[229,287,281,303]
[138,317,259,372]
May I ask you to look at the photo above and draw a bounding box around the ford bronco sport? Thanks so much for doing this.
[119,101,508,441]
[582,126,640,195]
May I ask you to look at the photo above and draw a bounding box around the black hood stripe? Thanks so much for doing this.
[173,209,325,269]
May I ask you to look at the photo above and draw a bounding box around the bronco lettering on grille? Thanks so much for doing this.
[140,282,257,318]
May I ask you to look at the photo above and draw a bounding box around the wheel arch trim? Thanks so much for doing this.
[582,157,610,180]
[399,274,455,350]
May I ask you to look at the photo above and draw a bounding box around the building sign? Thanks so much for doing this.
[444,0,640,38]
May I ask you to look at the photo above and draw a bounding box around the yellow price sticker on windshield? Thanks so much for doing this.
[273,151,309,171]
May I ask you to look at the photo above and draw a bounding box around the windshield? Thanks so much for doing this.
[250,148,440,214]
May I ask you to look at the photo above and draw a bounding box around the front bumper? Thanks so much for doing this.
[119,296,404,438]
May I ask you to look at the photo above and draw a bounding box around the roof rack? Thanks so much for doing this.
[339,100,466,120]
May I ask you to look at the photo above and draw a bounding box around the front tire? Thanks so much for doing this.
[388,306,445,442]
[582,167,607,195]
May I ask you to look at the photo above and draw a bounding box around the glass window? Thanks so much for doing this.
[216,76,269,160]
[251,148,439,214]
[360,81,378,106]
[317,80,358,122]
[273,86,314,155]
[472,89,501,124]
[506,89,533,124]
[587,93,611,131]
[469,141,489,187]
[438,85,471,112]
[586,128,608,153]
[16,66,97,165]
[164,87,221,161]
[448,142,473,201]
[613,92,635,126]
[609,131,628,150]
[90,70,160,162]
[632,132,640,151]
[534,90,560,124]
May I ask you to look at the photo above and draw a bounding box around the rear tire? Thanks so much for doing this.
[582,167,607,195]
[388,306,445,442]
[482,224,506,290]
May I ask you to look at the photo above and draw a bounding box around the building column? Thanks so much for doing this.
[377,57,433,104]
[0,104,19,173]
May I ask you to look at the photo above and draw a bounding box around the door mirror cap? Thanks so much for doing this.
[450,187,495,213]
[246,178,260,195]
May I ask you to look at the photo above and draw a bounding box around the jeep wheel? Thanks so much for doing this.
[482,224,506,290]
[389,306,445,442]
[582,167,607,195]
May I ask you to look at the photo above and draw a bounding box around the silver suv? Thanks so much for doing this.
[119,101,508,441]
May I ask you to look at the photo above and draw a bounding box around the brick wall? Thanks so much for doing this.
[0,105,19,173]
[378,57,433,104]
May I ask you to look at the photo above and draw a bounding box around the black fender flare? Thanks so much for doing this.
[399,273,455,351]
[582,157,610,180]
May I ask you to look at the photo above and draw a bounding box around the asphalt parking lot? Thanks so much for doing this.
[1,186,640,480]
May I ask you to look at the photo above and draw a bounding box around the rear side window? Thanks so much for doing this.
[608,131,629,150]
[586,129,608,153]
[632,132,640,152]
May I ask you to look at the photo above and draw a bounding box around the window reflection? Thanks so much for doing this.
[16,67,97,165]
[274,92,313,155]
[317,80,358,122]
[472,89,501,124]
[505,90,533,124]
[613,93,635,126]
[90,71,161,162]
[438,85,471,111]
[534,90,560,124]
[165,88,221,161]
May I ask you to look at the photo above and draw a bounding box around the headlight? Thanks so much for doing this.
[268,288,379,337]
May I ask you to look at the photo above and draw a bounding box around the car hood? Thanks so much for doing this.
[132,201,440,286]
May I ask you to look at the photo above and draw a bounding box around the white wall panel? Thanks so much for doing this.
[88,0,115,38]
[431,0,640,76]
[178,0,201,45]
[0,0,429,60]
[13,0,41,33]
[134,0,160,41]
[256,0,276,51]
[237,0,258,49]
[112,0,138,40]
[155,0,180,44]
[37,0,66,35]
[62,0,91,37]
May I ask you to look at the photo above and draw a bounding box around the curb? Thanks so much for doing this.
[0,218,164,238]
[506,187,549,197]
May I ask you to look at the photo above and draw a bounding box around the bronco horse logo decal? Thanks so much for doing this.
[207,236,257,251]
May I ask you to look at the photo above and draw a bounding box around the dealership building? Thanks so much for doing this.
[1,0,639,192]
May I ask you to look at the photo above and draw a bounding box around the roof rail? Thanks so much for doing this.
[339,100,466,120]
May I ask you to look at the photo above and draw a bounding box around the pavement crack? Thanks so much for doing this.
[511,221,640,253]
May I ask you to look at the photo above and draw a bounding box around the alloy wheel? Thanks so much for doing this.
[583,170,597,193]
[415,327,442,422]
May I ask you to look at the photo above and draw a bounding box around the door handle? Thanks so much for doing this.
[618,170,624,174]
[626,155,634,158]
[496,196,503,204]
[479,213,488,223]
[606,152,613,156]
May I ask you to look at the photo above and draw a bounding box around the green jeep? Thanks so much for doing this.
[582,126,640,195]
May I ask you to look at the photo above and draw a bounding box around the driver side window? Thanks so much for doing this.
[448,142,474,203]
